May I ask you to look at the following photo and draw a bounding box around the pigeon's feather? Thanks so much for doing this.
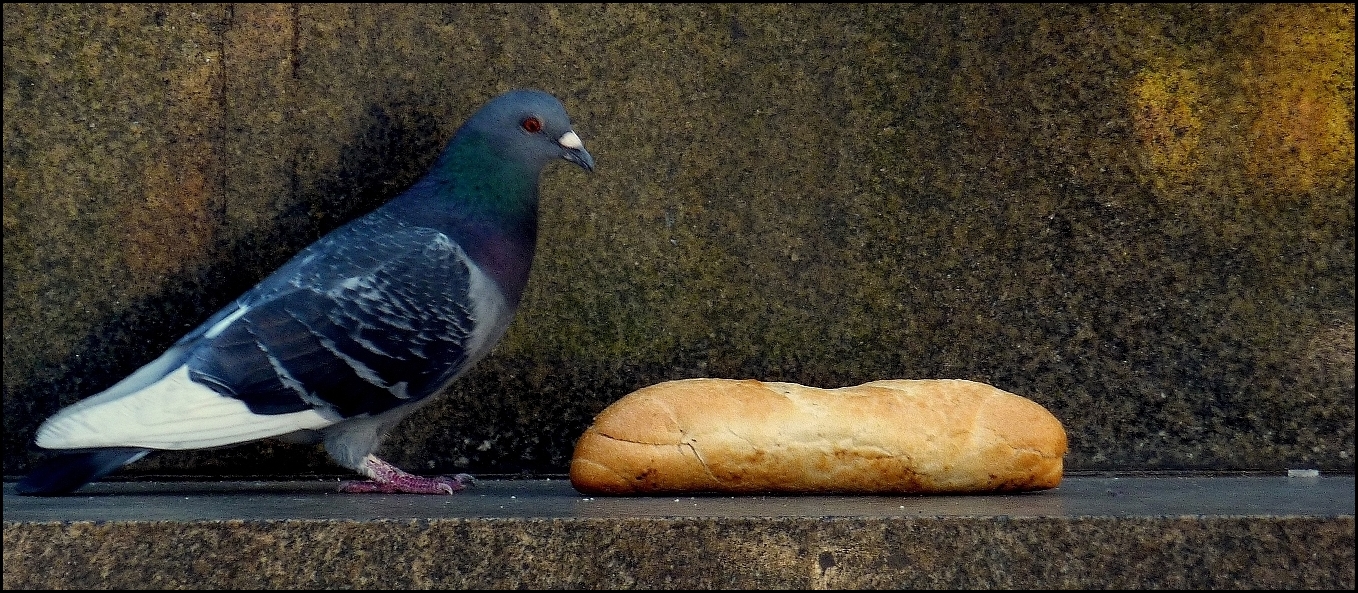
[34,366,333,450]
[21,89,593,495]
[188,223,492,418]
[15,449,150,496]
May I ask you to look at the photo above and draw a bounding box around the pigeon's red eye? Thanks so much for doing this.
[521,117,542,133]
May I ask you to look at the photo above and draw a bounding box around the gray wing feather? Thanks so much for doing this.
[187,217,478,418]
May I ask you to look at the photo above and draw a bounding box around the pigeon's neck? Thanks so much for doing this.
[394,135,542,302]
[431,132,542,221]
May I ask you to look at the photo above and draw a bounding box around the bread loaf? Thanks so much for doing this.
[570,378,1066,495]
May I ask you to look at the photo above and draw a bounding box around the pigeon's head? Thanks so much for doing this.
[460,89,595,175]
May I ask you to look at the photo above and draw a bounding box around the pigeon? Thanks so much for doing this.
[16,89,595,496]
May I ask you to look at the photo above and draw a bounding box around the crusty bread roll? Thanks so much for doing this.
[570,378,1066,495]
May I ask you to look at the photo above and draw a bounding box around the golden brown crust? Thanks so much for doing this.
[569,378,1067,495]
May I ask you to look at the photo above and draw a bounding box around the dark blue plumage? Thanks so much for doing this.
[18,89,594,496]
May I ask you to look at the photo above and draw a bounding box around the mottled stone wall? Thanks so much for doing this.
[4,4,1353,477]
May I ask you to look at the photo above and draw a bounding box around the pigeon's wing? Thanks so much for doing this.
[34,221,491,451]
[191,225,481,418]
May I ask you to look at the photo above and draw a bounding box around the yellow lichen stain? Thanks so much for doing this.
[1128,4,1354,209]
[122,159,214,281]
[1243,5,1354,195]
[119,22,223,287]
[1129,63,1204,190]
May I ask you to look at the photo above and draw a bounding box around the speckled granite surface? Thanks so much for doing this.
[3,5,1354,482]
[3,476,1354,589]
[8,516,1353,589]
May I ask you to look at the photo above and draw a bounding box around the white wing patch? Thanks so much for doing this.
[34,366,334,450]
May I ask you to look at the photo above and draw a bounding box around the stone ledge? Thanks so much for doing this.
[3,475,1354,589]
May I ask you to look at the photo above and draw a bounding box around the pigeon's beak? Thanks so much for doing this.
[557,131,595,173]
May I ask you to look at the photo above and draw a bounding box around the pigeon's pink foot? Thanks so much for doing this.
[338,455,475,494]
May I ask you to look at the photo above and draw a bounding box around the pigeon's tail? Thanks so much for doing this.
[15,448,150,496]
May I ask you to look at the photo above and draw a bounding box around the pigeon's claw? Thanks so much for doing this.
[338,455,474,494]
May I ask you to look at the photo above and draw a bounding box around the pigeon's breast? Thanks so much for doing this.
[450,217,537,306]
[458,255,517,370]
